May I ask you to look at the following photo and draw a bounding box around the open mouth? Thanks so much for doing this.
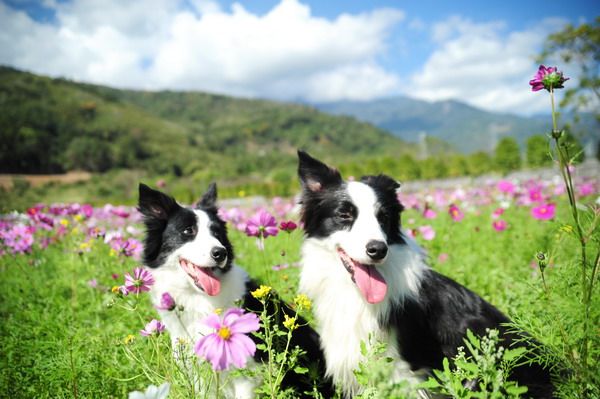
[179,258,221,296]
[337,248,387,304]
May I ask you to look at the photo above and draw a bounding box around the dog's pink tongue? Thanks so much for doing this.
[193,267,221,296]
[353,261,387,304]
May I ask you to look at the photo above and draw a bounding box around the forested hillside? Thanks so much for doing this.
[0,66,414,179]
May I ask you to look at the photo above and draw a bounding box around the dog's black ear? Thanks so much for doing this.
[297,150,343,192]
[360,174,401,195]
[138,183,180,220]
[197,182,218,210]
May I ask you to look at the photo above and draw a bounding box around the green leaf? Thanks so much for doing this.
[503,347,527,362]
[506,385,528,395]
[417,378,441,389]
[293,365,308,374]
[455,360,479,374]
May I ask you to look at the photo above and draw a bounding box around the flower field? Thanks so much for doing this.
[0,168,598,398]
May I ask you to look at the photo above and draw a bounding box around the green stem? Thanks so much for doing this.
[549,88,591,378]
[274,318,295,390]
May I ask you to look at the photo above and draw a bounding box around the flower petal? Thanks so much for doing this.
[228,311,260,334]
[201,313,222,330]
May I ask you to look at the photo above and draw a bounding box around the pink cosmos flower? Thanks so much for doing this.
[448,204,464,222]
[110,237,143,258]
[154,292,176,311]
[422,205,437,219]
[245,210,279,238]
[124,267,154,294]
[531,203,556,220]
[493,220,507,231]
[194,308,260,371]
[496,180,515,194]
[418,225,436,241]
[279,221,297,232]
[529,188,543,203]
[529,65,569,92]
[438,253,450,264]
[140,319,166,336]
[0,224,35,255]
[491,208,504,220]
[579,184,595,197]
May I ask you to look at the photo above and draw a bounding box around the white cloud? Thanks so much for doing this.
[408,16,572,115]
[0,0,404,102]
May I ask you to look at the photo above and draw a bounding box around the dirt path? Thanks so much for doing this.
[0,171,92,189]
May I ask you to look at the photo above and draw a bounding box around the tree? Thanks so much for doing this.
[467,151,493,176]
[526,135,552,169]
[537,17,600,122]
[494,137,521,174]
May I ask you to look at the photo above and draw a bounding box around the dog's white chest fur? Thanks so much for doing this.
[150,263,249,344]
[300,237,429,397]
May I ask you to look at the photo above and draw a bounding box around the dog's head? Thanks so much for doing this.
[137,182,233,296]
[297,150,405,303]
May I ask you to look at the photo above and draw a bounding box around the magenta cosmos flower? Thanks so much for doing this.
[493,220,507,231]
[194,308,260,371]
[245,210,279,238]
[496,180,515,194]
[279,220,297,232]
[124,267,154,293]
[154,292,176,311]
[531,203,556,220]
[448,204,464,222]
[529,65,569,92]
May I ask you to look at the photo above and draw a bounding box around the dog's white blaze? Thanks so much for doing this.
[299,182,430,397]
[333,182,387,264]
[177,210,224,268]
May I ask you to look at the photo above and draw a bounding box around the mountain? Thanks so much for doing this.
[0,66,415,177]
[314,97,599,154]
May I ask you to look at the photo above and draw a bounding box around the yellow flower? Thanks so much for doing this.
[79,242,89,250]
[111,286,120,294]
[283,314,298,331]
[109,249,118,257]
[74,215,83,222]
[213,308,223,315]
[294,294,311,311]
[72,228,79,234]
[251,285,272,300]
[238,190,246,197]
[60,219,69,226]
[125,334,135,344]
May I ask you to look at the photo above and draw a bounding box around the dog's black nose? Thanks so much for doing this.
[211,247,227,262]
[366,240,388,261]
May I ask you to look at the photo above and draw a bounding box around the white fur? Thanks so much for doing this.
[299,182,431,397]
[145,210,257,399]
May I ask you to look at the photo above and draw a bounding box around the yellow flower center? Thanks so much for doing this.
[218,327,231,340]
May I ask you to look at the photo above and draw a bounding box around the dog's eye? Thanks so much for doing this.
[339,212,354,222]
[183,226,196,236]
[378,212,389,224]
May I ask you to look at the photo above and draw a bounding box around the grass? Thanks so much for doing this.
[0,177,598,398]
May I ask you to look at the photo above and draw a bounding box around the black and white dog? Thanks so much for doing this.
[137,182,331,398]
[296,150,555,398]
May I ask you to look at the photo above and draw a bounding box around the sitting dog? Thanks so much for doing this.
[295,150,556,398]
[138,182,331,398]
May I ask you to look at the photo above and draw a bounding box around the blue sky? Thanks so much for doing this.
[1,0,597,115]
